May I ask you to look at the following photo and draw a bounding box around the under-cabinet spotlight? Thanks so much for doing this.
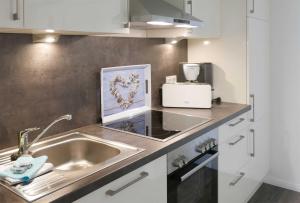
[170,40,178,44]
[32,34,60,43]
[165,38,178,45]
[45,29,55,33]
[203,40,211,46]
[165,38,184,45]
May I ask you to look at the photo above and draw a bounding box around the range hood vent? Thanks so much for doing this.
[129,0,203,29]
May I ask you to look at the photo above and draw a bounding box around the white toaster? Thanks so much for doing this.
[162,83,212,109]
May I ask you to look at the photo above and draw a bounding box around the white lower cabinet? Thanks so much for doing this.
[219,127,249,174]
[219,112,263,203]
[219,114,250,145]
[219,161,261,203]
[219,166,248,203]
[74,155,167,203]
[219,112,270,203]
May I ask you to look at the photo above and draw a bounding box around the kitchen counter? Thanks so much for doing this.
[0,102,250,203]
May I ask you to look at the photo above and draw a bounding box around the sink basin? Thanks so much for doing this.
[33,138,121,171]
[0,132,144,202]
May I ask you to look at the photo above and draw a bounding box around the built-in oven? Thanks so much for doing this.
[167,129,218,203]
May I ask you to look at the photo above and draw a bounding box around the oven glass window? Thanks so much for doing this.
[168,152,218,203]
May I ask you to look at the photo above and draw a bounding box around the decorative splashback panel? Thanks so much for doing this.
[101,64,151,123]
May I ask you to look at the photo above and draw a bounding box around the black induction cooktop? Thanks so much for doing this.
[103,110,211,141]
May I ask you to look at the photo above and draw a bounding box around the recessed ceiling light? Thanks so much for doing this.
[147,21,173,26]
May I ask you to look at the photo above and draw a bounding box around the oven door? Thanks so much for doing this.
[167,149,218,203]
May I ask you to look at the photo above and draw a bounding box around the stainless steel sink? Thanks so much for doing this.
[32,138,121,171]
[0,132,144,202]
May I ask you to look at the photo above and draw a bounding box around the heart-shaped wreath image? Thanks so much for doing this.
[109,73,140,109]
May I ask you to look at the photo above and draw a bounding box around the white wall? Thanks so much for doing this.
[265,0,300,192]
[188,0,247,103]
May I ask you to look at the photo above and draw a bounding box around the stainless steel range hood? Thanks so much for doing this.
[129,0,203,29]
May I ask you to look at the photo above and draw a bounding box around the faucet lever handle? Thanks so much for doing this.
[20,127,40,137]
[14,127,40,160]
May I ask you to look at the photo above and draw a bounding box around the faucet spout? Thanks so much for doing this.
[26,114,73,151]
[11,114,73,161]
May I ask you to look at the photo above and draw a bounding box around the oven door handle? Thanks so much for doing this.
[180,152,219,182]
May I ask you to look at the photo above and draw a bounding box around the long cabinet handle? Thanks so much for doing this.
[124,0,130,28]
[229,118,245,127]
[229,135,245,146]
[250,94,255,122]
[229,172,245,186]
[250,0,255,14]
[250,129,255,157]
[13,0,20,20]
[190,0,193,16]
[106,172,149,196]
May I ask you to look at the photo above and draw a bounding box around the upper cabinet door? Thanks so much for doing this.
[248,18,270,121]
[23,0,129,34]
[189,0,221,38]
[247,0,269,21]
[0,0,23,28]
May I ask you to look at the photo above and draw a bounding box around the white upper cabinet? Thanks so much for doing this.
[23,0,129,34]
[247,0,270,21]
[0,0,23,29]
[0,0,220,37]
[189,0,221,38]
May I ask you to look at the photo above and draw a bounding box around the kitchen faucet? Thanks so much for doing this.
[11,114,72,161]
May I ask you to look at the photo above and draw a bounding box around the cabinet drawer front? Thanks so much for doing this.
[219,112,250,144]
[240,161,262,202]
[74,155,167,203]
[219,128,250,173]
[218,168,249,203]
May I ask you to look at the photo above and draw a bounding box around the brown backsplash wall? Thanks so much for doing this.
[0,34,187,150]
